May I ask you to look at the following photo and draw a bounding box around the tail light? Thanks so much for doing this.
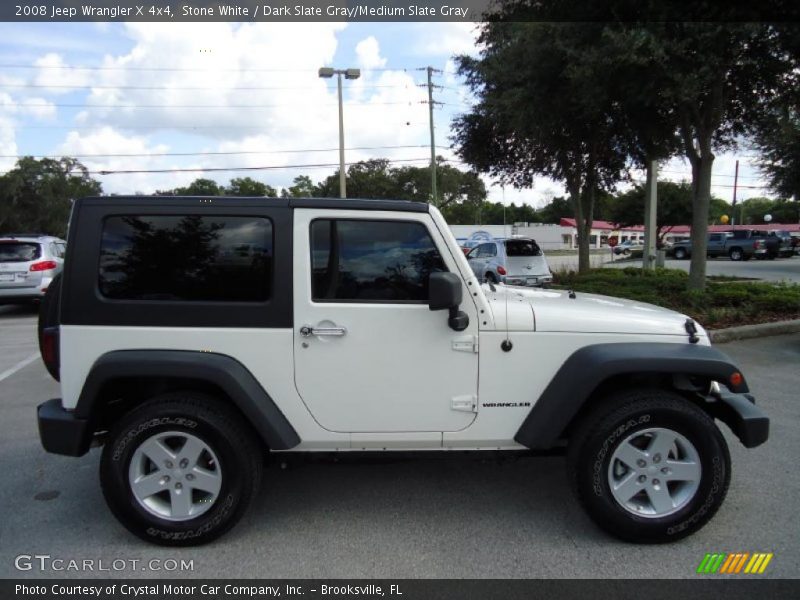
[30,260,57,272]
[497,266,507,275]
[41,327,60,381]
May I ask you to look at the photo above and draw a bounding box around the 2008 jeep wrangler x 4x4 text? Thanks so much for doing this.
[37,196,769,546]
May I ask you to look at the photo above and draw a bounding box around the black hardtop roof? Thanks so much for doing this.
[78,196,429,213]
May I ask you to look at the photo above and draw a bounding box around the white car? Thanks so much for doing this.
[0,234,66,304]
[466,237,552,286]
[37,196,768,546]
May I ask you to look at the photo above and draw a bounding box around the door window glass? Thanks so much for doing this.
[310,219,446,302]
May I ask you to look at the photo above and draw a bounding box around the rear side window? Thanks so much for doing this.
[505,239,542,257]
[99,215,272,302]
[0,242,41,262]
[310,219,446,302]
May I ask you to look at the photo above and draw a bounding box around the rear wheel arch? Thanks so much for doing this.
[75,350,300,453]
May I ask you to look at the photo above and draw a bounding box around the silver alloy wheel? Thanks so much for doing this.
[128,431,222,521]
[607,427,701,519]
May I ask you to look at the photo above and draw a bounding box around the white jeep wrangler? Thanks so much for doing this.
[37,196,768,546]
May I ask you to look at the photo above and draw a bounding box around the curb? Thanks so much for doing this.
[709,319,800,344]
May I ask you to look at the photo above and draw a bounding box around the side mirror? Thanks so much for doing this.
[428,272,469,332]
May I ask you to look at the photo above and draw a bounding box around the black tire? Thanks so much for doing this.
[485,272,497,284]
[37,273,61,381]
[674,248,687,260]
[729,247,743,261]
[100,392,263,546]
[567,388,730,543]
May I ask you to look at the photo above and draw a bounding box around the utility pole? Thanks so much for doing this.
[642,160,658,269]
[731,159,740,228]
[424,67,442,206]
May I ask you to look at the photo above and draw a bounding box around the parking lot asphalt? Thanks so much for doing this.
[547,253,800,283]
[0,306,797,579]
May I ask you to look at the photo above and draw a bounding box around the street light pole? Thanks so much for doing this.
[319,67,360,199]
[337,72,345,198]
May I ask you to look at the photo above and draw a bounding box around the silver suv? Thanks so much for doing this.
[0,235,66,303]
[466,237,552,287]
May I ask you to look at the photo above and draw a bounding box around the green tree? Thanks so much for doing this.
[468,1,798,288]
[751,94,800,202]
[0,157,102,237]
[736,197,800,225]
[281,175,319,198]
[394,158,486,209]
[536,197,573,224]
[607,182,732,241]
[453,22,628,273]
[171,178,223,196]
[315,159,488,210]
[316,159,398,199]
[226,177,277,197]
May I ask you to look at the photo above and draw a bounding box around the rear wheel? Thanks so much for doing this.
[485,272,497,284]
[567,388,730,543]
[100,392,263,546]
[729,248,743,261]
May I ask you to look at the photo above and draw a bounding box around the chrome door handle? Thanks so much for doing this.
[299,325,347,337]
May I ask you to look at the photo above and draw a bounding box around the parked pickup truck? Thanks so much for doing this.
[755,230,795,259]
[670,230,773,261]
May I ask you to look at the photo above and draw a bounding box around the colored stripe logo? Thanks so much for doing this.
[696,552,773,574]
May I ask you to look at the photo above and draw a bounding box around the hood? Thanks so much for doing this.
[483,284,703,337]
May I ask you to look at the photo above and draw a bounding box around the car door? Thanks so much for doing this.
[707,234,724,256]
[292,209,479,434]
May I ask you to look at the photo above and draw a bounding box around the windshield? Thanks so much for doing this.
[0,242,41,263]
[504,239,542,257]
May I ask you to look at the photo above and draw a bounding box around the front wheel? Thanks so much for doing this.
[673,248,687,260]
[568,389,730,543]
[100,392,263,546]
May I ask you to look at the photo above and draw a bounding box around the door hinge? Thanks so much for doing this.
[452,394,478,413]
[452,335,478,353]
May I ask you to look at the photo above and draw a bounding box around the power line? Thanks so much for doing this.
[0,64,427,73]
[1,144,450,159]
[13,122,432,131]
[0,83,423,91]
[64,157,434,176]
[4,100,424,109]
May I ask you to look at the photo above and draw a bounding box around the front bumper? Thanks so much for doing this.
[707,391,769,448]
[37,398,92,456]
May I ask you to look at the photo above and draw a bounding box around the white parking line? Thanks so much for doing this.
[0,352,40,383]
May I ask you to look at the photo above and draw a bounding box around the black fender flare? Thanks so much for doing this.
[514,342,748,449]
[74,350,301,451]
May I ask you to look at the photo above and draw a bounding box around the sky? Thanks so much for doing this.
[0,21,775,208]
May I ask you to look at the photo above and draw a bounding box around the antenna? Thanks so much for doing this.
[501,185,512,352]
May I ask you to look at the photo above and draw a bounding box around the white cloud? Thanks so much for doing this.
[33,53,89,94]
[56,127,186,194]
[34,23,447,193]
[412,23,481,57]
[355,36,386,69]
[0,115,18,172]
